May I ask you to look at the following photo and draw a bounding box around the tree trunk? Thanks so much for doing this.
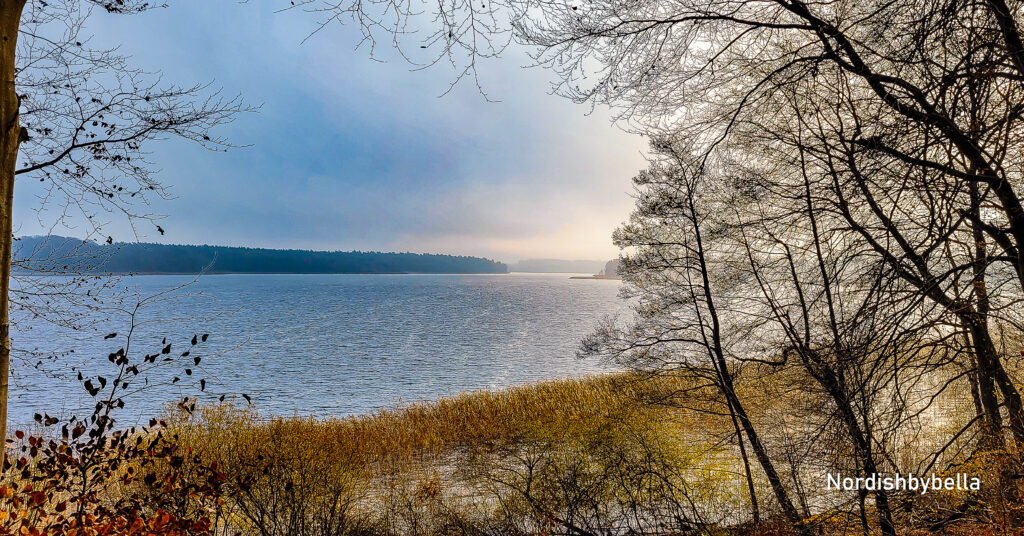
[968,318,1011,447]
[810,361,896,536]
[988,349,1024,444]
[0,0,25,447]
[967,181,1024,445]
[967,353,984,421]
[688,187,807,535]
[726,393,761,524]
[718,370,808,535]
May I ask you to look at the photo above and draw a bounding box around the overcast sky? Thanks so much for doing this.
[12,1,649,264]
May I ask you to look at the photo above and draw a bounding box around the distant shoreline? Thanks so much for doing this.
[13,270,514,276]
[14,235,508,275]
[13,270,630,277]
[15,270,620,277]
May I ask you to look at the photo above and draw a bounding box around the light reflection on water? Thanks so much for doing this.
[11,273,628,427]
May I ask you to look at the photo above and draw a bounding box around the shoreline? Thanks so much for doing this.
[12,270,513,276]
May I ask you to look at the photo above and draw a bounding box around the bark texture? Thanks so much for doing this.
[0,0,25,445]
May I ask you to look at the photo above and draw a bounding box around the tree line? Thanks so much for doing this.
[13,235,508,275]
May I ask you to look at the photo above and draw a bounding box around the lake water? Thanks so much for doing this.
[9,273,628,427]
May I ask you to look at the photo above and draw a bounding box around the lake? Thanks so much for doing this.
[10,273,628,427]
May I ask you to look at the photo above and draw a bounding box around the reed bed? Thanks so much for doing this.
[160,369,986,536]
[167,372,742,536]
[174,372,692,468]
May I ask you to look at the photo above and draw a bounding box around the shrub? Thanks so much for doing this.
[0,332,225,536]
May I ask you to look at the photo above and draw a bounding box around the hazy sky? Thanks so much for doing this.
[13,1,649,263]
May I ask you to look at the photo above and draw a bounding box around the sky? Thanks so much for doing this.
[12,1,649,264]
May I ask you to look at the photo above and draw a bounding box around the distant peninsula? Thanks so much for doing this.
[13,236,508,275]
[569,259,622,280]
[507,258,607,274]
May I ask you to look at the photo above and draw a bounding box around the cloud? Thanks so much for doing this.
[14,0,649,261]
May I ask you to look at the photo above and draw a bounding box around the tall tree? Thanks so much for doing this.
[581,142,813,531]
[0,0,26,451]
[0,0,245,441]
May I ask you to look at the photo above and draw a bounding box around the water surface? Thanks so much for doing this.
[11,273,627,426]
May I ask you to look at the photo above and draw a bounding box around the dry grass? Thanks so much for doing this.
[175,372,693,464]
[167,372,744,536]
[161,370,1003,536]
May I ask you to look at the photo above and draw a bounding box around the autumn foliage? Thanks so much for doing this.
[0,330,224,536]
[0,416,223,536]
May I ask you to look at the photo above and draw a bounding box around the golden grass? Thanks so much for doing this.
[114,366,1011,536]
[167,372,738,535]
[174,372,693,465]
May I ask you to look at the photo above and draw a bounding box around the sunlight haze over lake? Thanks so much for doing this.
[11,0,647,263]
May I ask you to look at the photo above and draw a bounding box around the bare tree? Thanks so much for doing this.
[0,0,248,441]
[584,131,1021,532]
[300,0,1024,448]
[581,141,817,533]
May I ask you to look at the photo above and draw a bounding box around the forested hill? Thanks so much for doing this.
[13,236,508,275]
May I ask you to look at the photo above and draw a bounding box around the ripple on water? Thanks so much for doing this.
[12,272,628,426]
